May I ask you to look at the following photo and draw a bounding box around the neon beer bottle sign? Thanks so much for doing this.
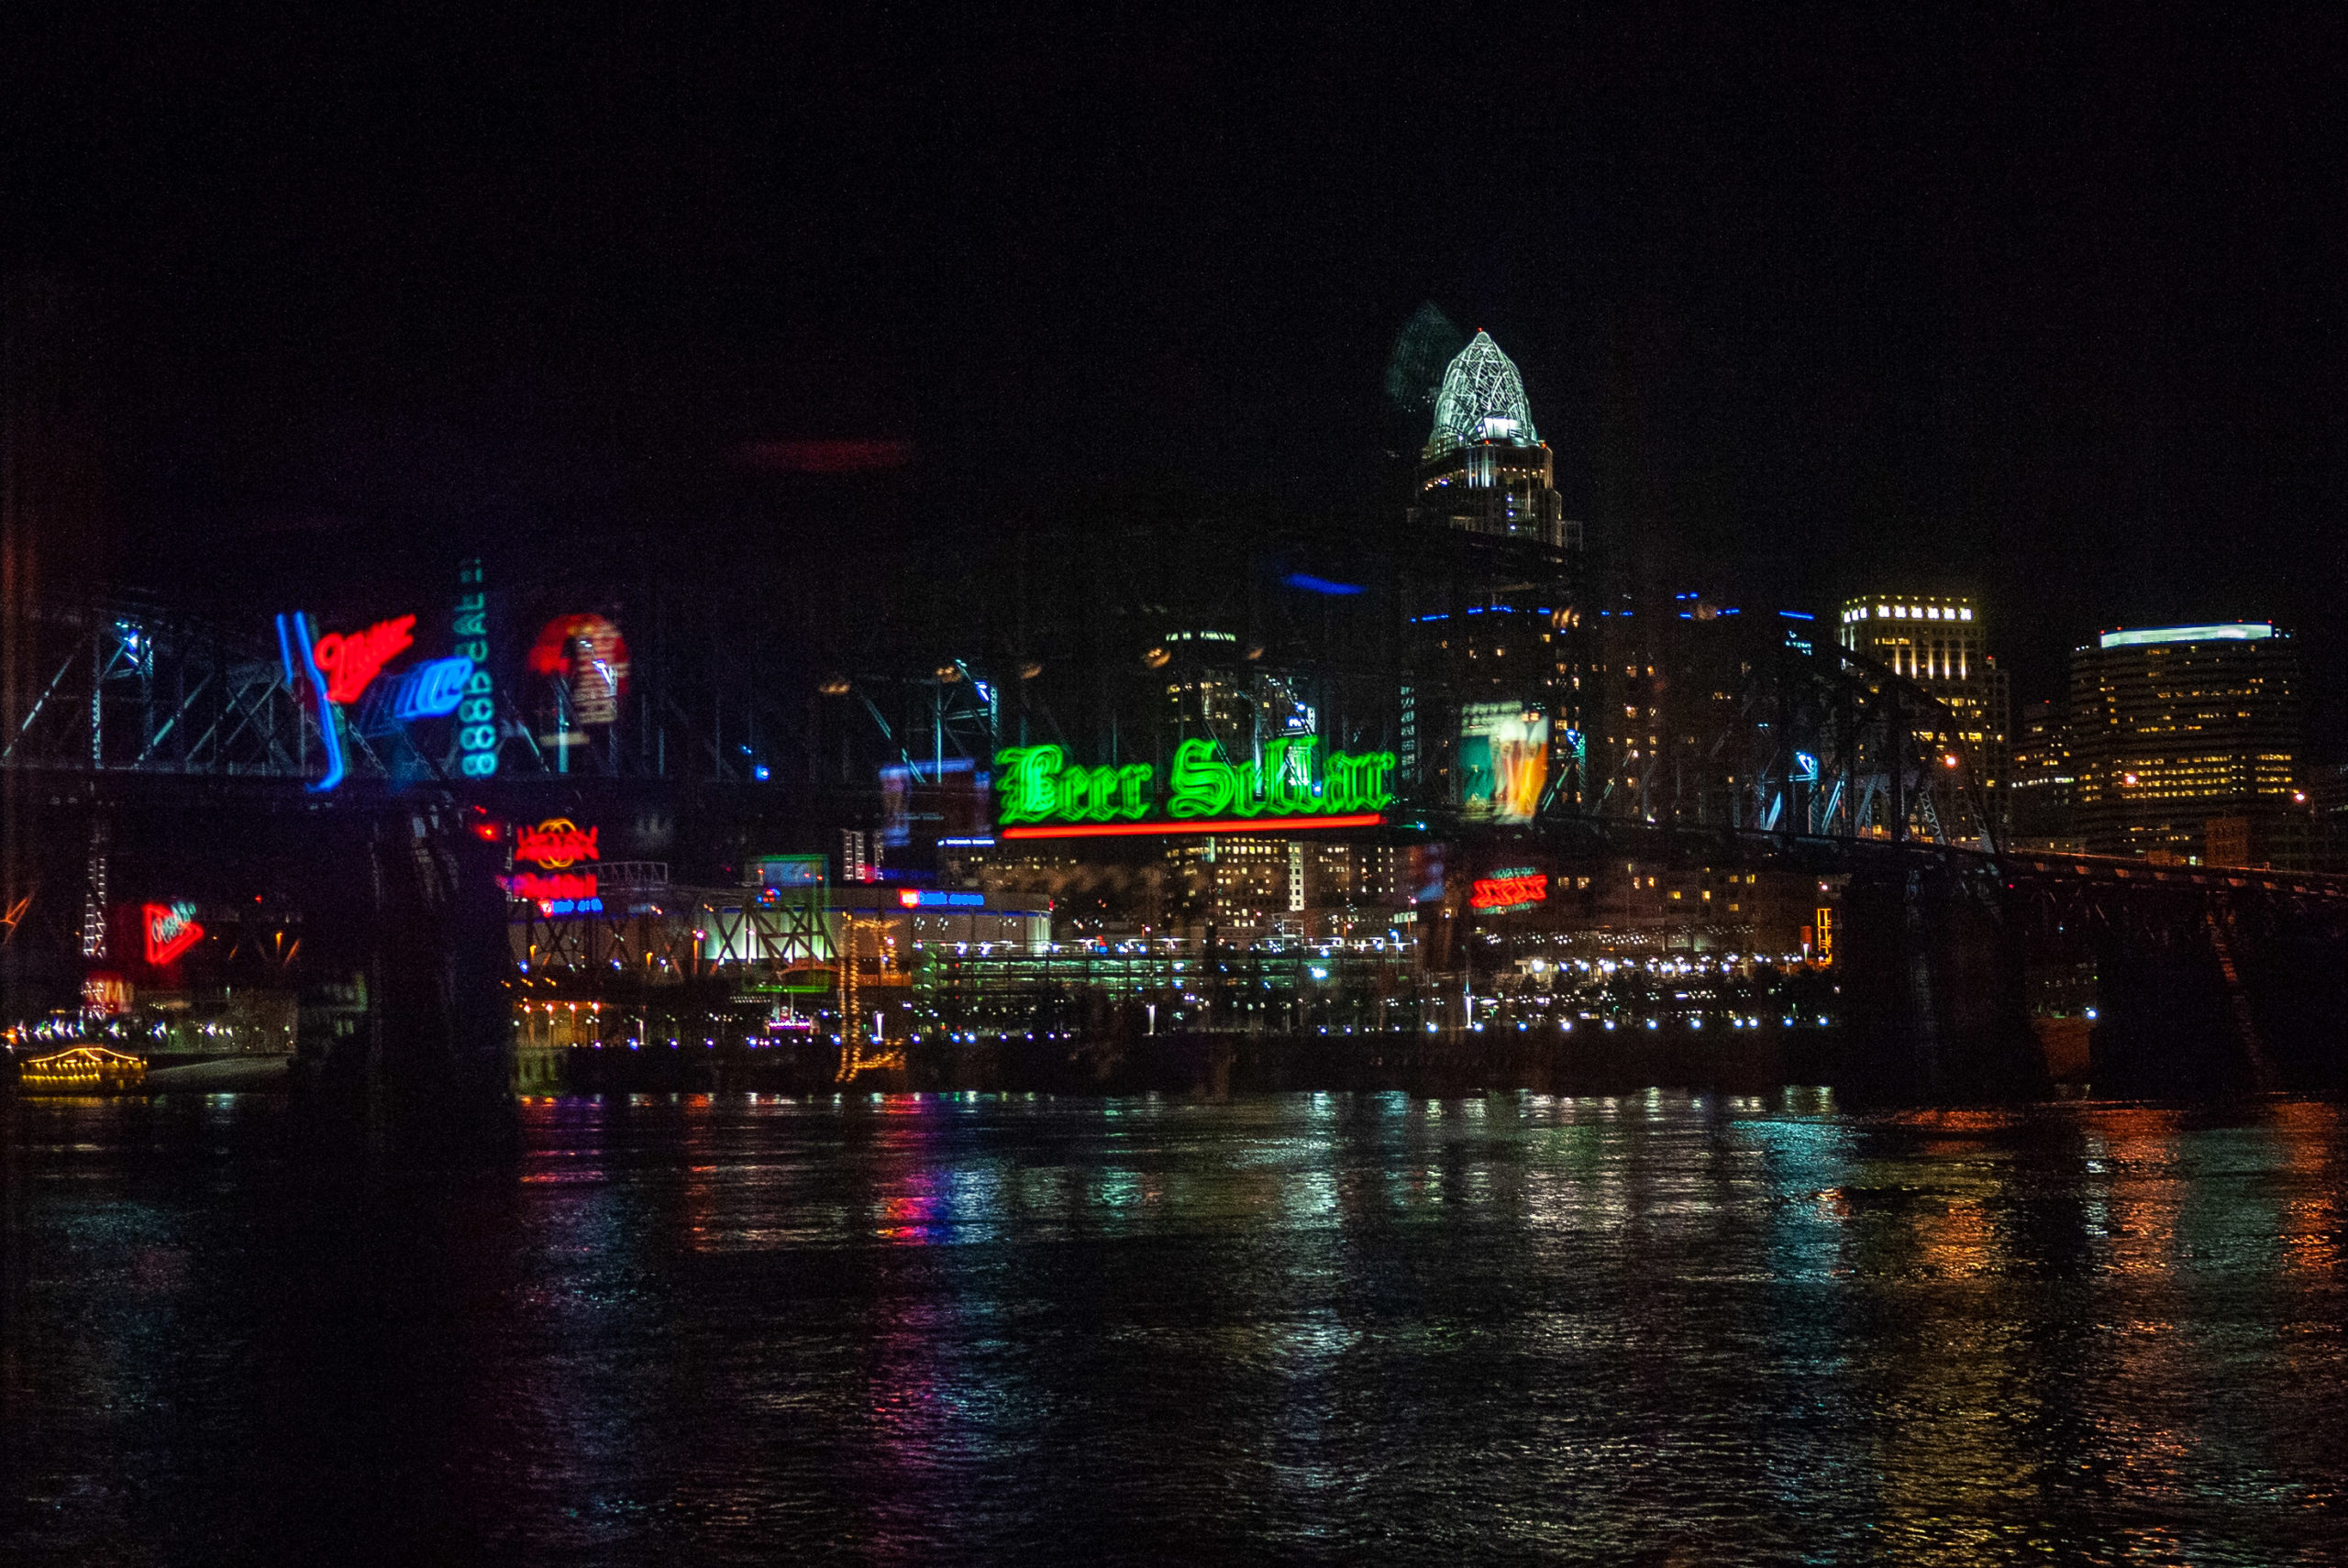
[995,738,1394,836]
[273,610,447,790]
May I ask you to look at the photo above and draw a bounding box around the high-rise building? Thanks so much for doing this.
[2067,622,2301,858]
[2006,697,2080,850]
[1400,331,1591,817]
[1412,333,1579,549]
[1835,592,2010,804]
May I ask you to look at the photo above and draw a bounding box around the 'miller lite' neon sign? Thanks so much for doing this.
[995,738,1395,838]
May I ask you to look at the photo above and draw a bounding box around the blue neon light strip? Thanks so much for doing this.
[276,613,344,793]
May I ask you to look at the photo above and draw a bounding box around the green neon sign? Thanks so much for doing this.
[995,738,1396,826]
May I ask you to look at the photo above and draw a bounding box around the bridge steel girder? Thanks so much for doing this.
[1565,614,1997,854]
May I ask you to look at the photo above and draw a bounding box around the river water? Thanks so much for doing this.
[3,1090,2343,1564]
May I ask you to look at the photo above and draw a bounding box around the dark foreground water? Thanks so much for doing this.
[4,1091,2344,1565]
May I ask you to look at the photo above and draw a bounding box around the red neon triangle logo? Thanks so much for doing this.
[144,902,204,966]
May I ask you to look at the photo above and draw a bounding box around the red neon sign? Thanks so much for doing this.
[1001,812,1385,840]
[143,901,205,966]
[1469,872,1548,911]
[311,615,416,703]
[500,870,599,901]
[515,818,599,867]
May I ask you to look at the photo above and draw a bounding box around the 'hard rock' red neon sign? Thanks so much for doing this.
[311,615,416,703]
[515,818,598,867]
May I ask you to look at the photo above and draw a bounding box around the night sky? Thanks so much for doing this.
[10,7,2345,729]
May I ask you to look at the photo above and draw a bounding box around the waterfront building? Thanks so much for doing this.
[1165,834,1408,941]
[1835,592,2010,807]
[2067,622,2301,858]
[1400,331,1591,817]
[964,834,1408,945]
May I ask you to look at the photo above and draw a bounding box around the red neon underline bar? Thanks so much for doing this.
[1002,812,1387,840]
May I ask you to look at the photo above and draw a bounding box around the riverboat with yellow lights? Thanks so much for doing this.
[16,1045,149,1094]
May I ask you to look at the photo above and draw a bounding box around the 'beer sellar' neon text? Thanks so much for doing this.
[996,739,1394,830]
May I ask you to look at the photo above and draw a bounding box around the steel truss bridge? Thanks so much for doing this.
[6,591,2342,1099]
[0,593,1001,790]
[0,591,1991,841]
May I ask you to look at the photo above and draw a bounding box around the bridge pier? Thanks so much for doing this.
[295,800,518,1165]
[1833,857,2043,1101]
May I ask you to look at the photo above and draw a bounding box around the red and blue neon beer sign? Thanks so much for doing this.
[994,738,1395,838]
[274,605,479,792]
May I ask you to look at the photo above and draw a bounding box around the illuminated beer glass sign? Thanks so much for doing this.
[994,738,1394,838]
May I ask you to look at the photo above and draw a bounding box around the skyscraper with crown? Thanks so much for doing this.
[1399,331,1590,819]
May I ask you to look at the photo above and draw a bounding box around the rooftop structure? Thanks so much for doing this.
[1423,330,1540,457]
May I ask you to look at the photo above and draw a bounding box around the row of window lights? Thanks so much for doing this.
[1844,604,1974,623]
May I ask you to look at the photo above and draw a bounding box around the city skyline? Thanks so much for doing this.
[7,12,2344,740]
[8,18,2348,1564]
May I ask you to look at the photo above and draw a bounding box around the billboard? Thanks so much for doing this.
[528,613,631,728]
[881,757,991,848]
[1458,702,1548,823]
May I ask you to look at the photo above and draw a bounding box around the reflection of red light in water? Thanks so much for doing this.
[880,1194,939,1229]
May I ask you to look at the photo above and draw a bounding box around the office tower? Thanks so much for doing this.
[1835,592,2010,802]
[1400,331,1590,817]
[2006,697,2079,849]
[2067,623,2301,858]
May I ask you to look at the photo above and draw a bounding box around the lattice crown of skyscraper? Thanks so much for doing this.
[1425,330,1540,457]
